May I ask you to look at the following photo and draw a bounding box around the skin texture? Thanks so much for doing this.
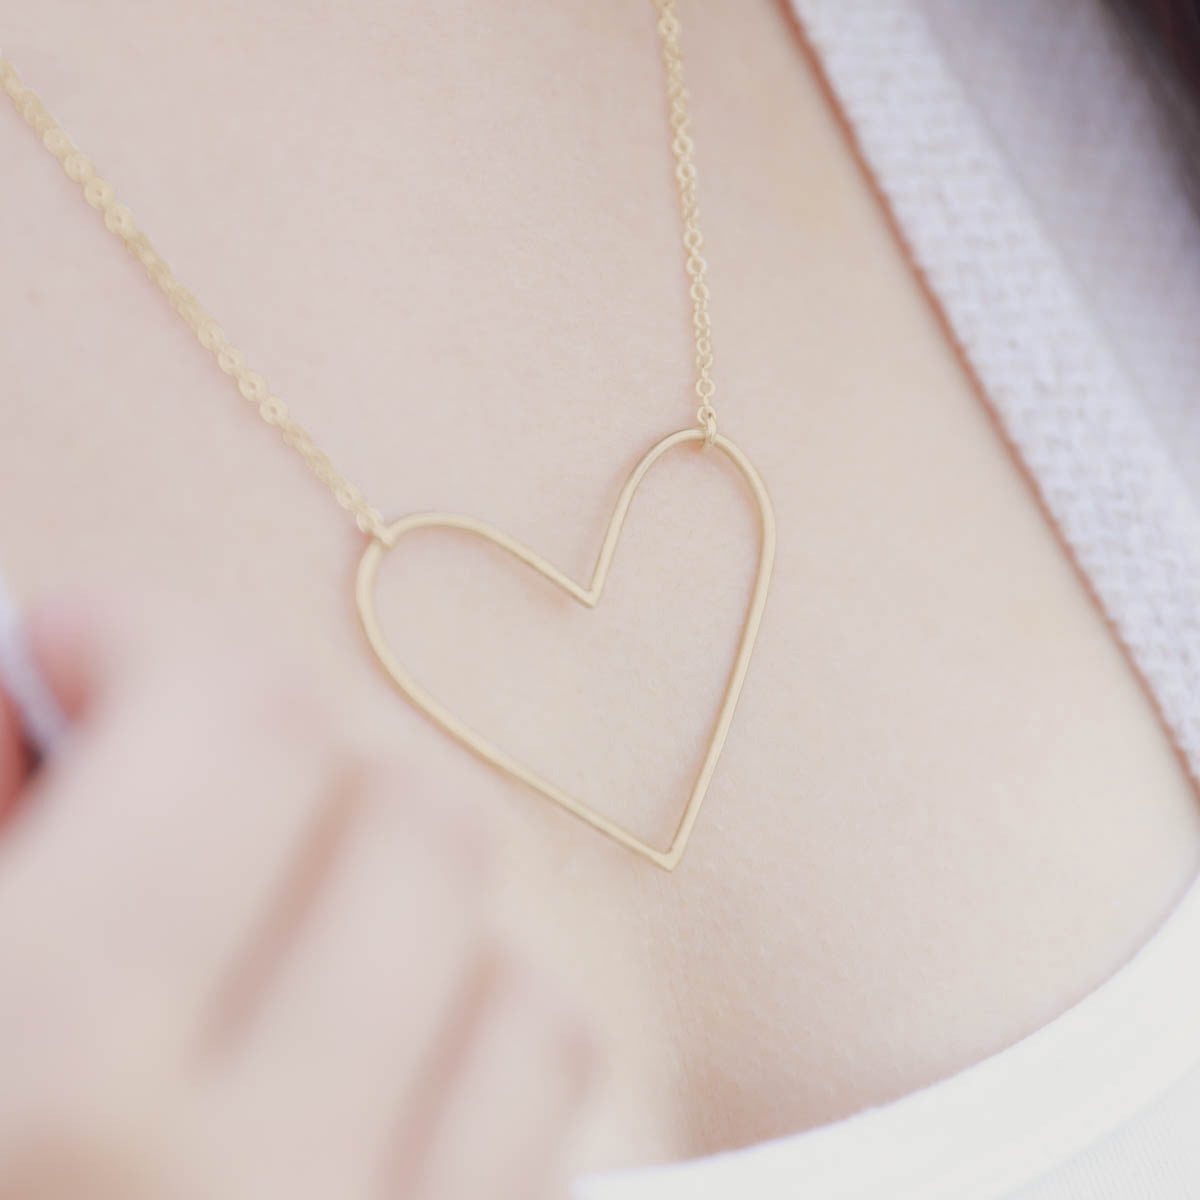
[3,0,1200,1178]
[0,596,594,1199]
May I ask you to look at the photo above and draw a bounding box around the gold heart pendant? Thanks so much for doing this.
[355,427,776,871]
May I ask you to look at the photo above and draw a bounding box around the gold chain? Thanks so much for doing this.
[0,2,719,534]
[0,57,391,543]
[654,0,718,445]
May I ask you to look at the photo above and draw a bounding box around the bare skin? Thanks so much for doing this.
[0,597,597,1199]
[3,0,1200,1178]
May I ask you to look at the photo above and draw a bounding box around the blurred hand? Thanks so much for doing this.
[0,591,596,1199]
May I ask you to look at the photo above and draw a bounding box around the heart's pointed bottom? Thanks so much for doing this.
[354,426,776,871]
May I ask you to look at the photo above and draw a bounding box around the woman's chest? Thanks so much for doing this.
[4,0,1200,1169]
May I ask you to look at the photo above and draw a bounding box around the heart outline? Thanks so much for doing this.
[355,427,776,871]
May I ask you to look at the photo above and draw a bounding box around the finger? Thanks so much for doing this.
[0,599,354,1049]
[206,765,493,1199]
[406,953,597,1200]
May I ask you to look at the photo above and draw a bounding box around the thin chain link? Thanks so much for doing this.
[653,0,718,445]
[0,55,392,541]
[0,3,718,537]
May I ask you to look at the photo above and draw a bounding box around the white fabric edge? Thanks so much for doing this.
[573,863,1200,1199]
[575,2,1200,1196]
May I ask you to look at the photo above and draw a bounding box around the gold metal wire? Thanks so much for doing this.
[2,4,774,869]
[0,56,392,541]
[0,1,719,515]
[357,428,775,870]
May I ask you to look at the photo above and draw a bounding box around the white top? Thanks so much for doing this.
[3,2,1199,1195]
[575,0,1200,1195]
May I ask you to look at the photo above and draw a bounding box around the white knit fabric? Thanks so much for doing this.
[921,0,1200,489]
[573,0,1200,1195]
[794,0,1200,781]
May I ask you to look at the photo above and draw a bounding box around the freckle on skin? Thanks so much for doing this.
[26,287,41,306]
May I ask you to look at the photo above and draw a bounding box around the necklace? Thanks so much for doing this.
[0,0,776,871]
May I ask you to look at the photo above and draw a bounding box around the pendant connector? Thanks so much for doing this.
[697,403,718,447]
